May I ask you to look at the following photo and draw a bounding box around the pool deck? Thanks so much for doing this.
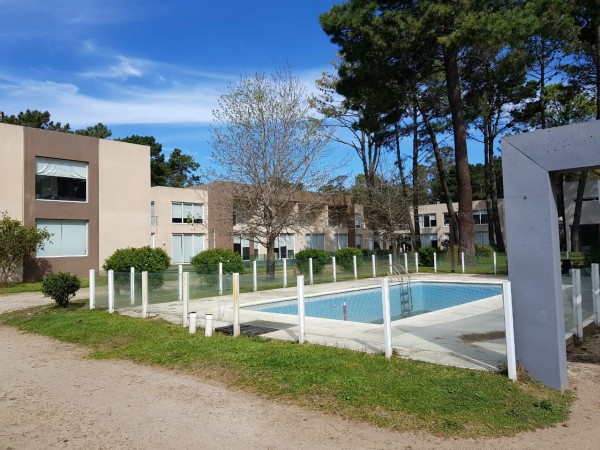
[138,273,510,372]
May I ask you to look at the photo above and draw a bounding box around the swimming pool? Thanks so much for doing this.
[244,282,502,324]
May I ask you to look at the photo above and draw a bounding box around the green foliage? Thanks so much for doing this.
[2,109,71,132]
[74,122,112,139]
[295,249,330,274]
[475,243,494,257]
[0,212,52,287]
[190,249,244,275]
[418,246,438,267]
[583,248,600,266]
[41,272,81,307]
[103,246,170,290]
[334,247,364,271]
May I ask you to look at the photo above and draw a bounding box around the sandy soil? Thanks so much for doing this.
[1,293,600,449]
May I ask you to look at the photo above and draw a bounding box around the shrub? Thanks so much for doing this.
[190,249,244,275]
[584,248,600,265]
[103,246,170,290]
[42,272,81,307]
[334,247,364,271]
[295,249,330,274]
[418,246,438,267]
[475,243,494,256]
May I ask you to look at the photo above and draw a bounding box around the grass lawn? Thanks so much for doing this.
[0,279,90,296]
[0,302,572,438]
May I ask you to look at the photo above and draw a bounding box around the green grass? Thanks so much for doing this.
[0,302,572,438]
[0,279,90,296]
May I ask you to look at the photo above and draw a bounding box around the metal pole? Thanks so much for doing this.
[593,263,600,326]
[415,253,419,274]
[353,255,358,280]
[233,273,240,337]
[332,256,337,283]
[433,252,437,273]
[572,269,583,339]
[130,267,135,306]
[283,258,287,288]
[372,254,376,278]
[182,272,189,327]
[381,277,392,359]
[253,260,257,292]
[403,253,408,273]
[502,281,517,381]
[218,262,223,295]
[461,252,465,274]
[493,252,497,275]
[141,271,148,318]
[108,269,114,313]
[388,253,393,275]
[297,275,305,344]
[178,264,183,301]
[309,258,314,285]
[89,269,95,310]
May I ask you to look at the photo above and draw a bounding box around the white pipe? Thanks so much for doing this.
[403,253,408,273]
[309,257,313,285]
[572,269,583,339]
[593,263,600,326]
[188,311,197,334]
[502,281,517,381]
[283,258,287,288]
[204,313,213,337]
[178,264,183,301]
[332,256,337,283]
[141,271,148,318]
[433,252,437,273]
[130,267,135,306]
[233,273,240,337]
[415,253,419,274]
[388,253,393,275]
[493,252,497,275]
[218,262,223,295]
[461,252,465,274]
[372,254,376,278]
[381,277,392,359]
[89,269,95,310]
[253,260,257,292]
[297,275,305,344]
[108,269,114,313]
[353,255,358,279]
[182,272,189,327]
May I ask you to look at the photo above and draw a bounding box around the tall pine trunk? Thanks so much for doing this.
[483,119,496,247]
[412,106,421,252]
[395,125,415,252]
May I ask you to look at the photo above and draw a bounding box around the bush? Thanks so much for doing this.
[418,246,438,267]
[42,272,81,307]
[190,249,244,275]
[103,246,170,290]
[335,247,364,271]
[584,248,600,265]
[475,243,494,256]
[295,249,330,274]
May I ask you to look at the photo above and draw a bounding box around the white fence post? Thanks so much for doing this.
[108,269,114,313]
[493,252,497,275]
[593,263,600,326]
[332,256,337,283]
[502,281,517,381]
[130,267,135,306]
[141,271,148,318]
[178,264,183,301]
[218,262,223,295]
[309,257,314,285]
[433,252,437,273]
[182,272,189,327]
[403,253,408,273]
[297,275,305,344]
[189,312,197,334]
[415,253,419,274]
[388,254,393,275]
[253,260,257,292]
[372,254,376,278]
[353,255,358,280]
[233,272,240,337]
[381,277,392,359]
[283,258,287,288]
[89,269,95,310]
[572,269,583,339]
[461,252,465,274]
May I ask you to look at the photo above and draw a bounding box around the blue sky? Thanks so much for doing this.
[0,0,487,181]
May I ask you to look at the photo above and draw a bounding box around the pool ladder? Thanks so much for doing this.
[390,265,413,317]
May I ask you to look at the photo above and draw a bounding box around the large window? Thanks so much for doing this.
[475,231,490,245]
[172,203,203,224]
[419,213,437,228]
[36,220,87,257]
[355,214,363,229]
[305,233,325,250]
[35,157,87,202]
[473,210,489,225]
[233,235,258,260]
[328,210,343,228]
[172,233,204,263]
[420,233,438,248]
[355,234,363,249]
[275,233,295,259]
[334,233,348,250]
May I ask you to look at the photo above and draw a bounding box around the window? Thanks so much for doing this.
[172,202,203,224]
[305,233,325,250]
[328,210,343,228]
[419,213,437,228]
[355,234,363,249]
[36,220,87,257]
[233,235,257,260]
[475,231,490,245]
[443,213,450,227]
[355,214,363,229]
[420,233,438,248]
[172,233,204,263]
[275,233,295,259]
[35,157,87,202]
[151,202,157,226]
[334,233,348,250]
[473,210,489,225]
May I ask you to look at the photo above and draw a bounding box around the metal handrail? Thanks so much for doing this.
[390,264,413,316]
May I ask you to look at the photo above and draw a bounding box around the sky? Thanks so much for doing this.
[0,0,487,182]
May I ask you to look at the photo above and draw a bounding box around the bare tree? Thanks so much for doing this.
[209,69,334,278]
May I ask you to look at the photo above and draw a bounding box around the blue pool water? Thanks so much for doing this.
[244,282,502,324]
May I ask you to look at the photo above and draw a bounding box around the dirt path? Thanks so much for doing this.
[1,293,600,449]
